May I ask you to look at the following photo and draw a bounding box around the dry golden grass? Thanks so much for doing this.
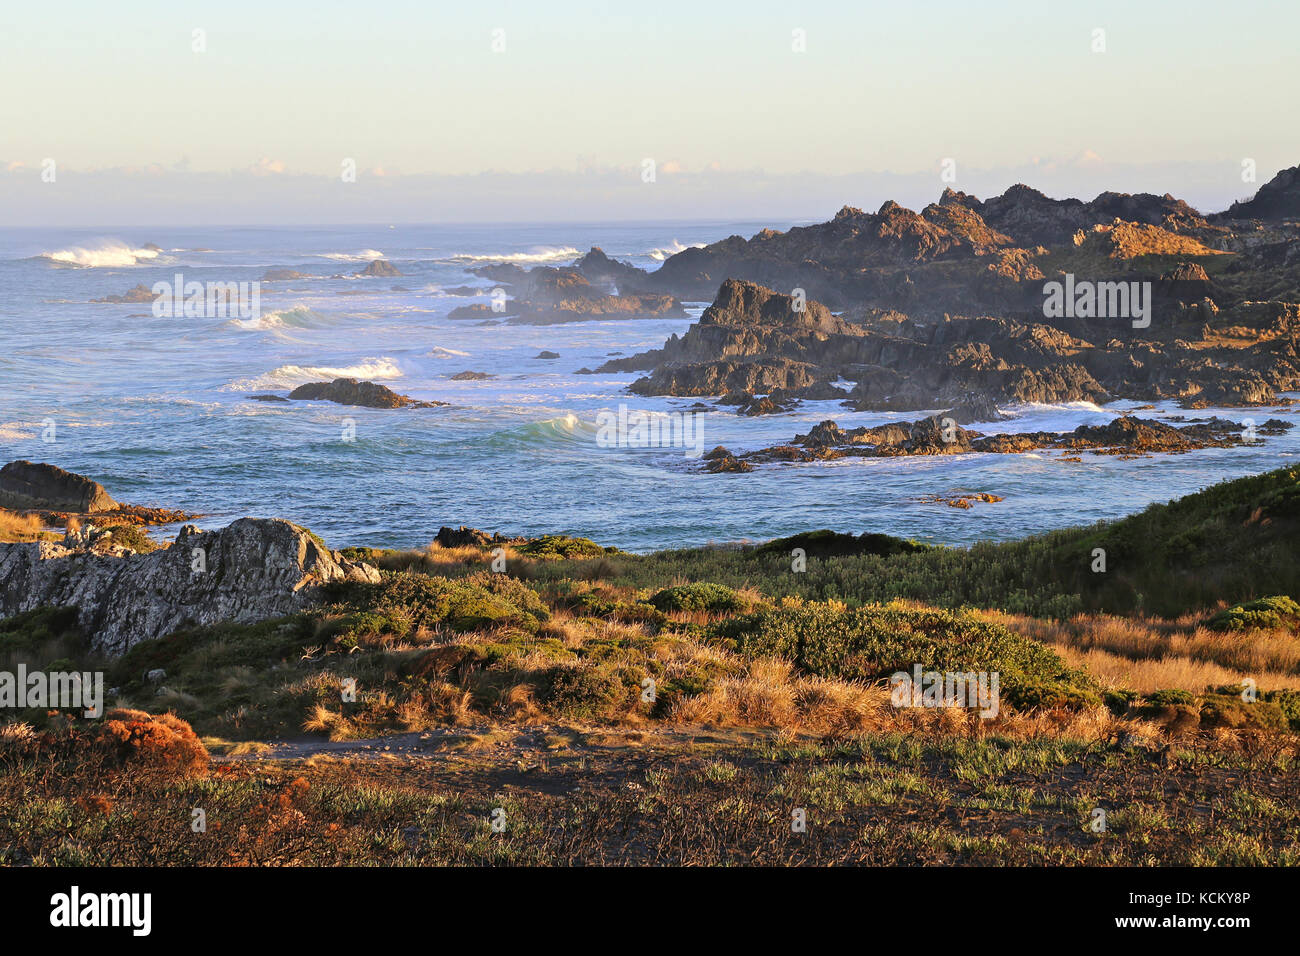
[980,609,1300,693]
[0,508,53,543]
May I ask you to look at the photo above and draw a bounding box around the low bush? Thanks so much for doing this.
[710,600,1097,710]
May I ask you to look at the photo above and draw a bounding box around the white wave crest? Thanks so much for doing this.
[37,239,164,268]
[0,423,36,441]
[444,246,581,265]
[222,357,404,391]
[317,249,386,261]
[647,239,705,261]
[427,346,471,359]
[225,306,334,331]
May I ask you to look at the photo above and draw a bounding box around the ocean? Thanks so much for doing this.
[1,221,1297,552]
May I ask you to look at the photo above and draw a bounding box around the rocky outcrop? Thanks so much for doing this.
[261,269,312,281]
[0,461,118,512]
[603,277,1300,410]
[356,259,403,277]
[452,263,687,323]
[0,518,381,655]
[576,247,654,291]
[434,525,508,548]
[1222,165,1300,221]
[723,414,1259,470]
[287,378,446,408]
[601,280,856,397]
[92,284,155,304]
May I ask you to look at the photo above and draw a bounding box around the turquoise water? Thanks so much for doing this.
[1,222,1297,552]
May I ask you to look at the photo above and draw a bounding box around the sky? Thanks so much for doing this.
[1,0,1297,224]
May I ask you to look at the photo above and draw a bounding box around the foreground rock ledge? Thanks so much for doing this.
[0,518,380,656]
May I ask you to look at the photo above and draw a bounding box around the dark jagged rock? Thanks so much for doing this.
[434,525,505,548]
[702,446,753,473]
[250,393,290,402]
[93,283,155,304]
[287,378,446,408]
[448,302,519,320]
[356,259,403,277]
[607,275,1300,412]
[461,263,687,323]
[721,414,1251,471]
[535,351,560,359]
[576,247,652,291]
[736,395,795,416]
[942,394,1010,424]
[0,461,118,512]
[450,370,493,380]
[1222,164,1300,221]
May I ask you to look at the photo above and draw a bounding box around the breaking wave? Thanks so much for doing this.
[317,249,386,261]
[222,357,404,391]
[224,306,337,332]
[35,240,165,268]
[646,239,705,261]
[443,246,581,265]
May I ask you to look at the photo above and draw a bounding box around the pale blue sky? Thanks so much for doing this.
[1,0,1296,222]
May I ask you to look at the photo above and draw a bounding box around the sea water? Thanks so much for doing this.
[1,222,1296,552]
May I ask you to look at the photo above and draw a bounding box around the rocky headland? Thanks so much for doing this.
[586,165,1300,415]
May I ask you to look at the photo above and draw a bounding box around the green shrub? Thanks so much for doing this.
[0,606,84,660]
[1103,689,1139,714]
[326,572,550,636]
[515,535,610,560]
[649,582,743,613]
[103,523,160,554]
[711,601,1096,710]
[1199,695,1288,732]
[1145,688,1196,707]
[1207,595,1300,632]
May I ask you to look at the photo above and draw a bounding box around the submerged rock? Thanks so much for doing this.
[0,518,381,656]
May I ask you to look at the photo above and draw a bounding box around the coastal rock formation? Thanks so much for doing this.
[452,263,687,324]
[0,461,118,512]
[575,247,654,291]
[434,525,508,548]
[1221,164,1300,221]
[356,259,403,277]
[287,378,447,408]
[0,518,381,655]
[601,275,1300,411]
[720,414,1268,470]
[92,284,155,304]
